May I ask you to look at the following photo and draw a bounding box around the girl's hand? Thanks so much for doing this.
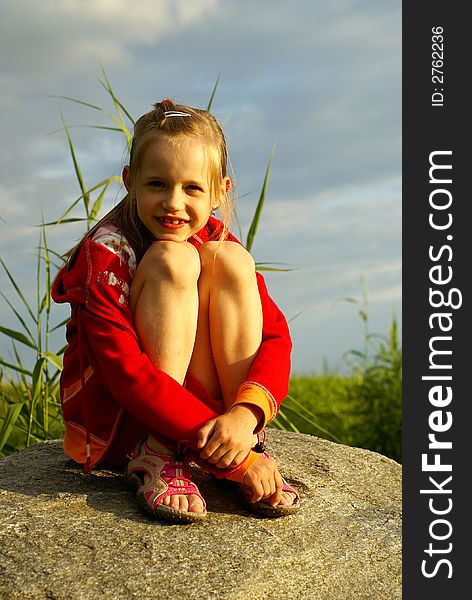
[242,454,284,507]
[197,405,260,469]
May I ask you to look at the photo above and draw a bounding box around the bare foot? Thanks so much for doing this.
[276,490,298,506]
[144,436,205,514]
[161,491,205,513]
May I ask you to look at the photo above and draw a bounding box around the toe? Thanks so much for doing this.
[188,494,205,513]
[169,495,181,510]
[179,495,189,513]
[278,491,297,506]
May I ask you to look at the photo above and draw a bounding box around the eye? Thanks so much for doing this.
[148,180,164,188]
[187,184,204,192]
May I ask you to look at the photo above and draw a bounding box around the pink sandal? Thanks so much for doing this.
[126,441,207,523]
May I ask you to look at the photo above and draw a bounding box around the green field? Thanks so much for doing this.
[273,369,401,463]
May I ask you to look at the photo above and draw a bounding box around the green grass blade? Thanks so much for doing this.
[0,258,37,323]
[98,65,135,125]
[287,307,309,324]
[207,74,221,111]
[47,95,103,111]
[43,352,63,371]
[0,326,36,349]
[108,114,133,148]
[0,402,24,452]
[285,394,343,443]
[255,263,294,272]
[61,113,89,218]
[0,359,32,377]
[89,182,110,223]
[245,146,275,252]
[27,357,46,445]
[96,67,134,151]
[41,219,51,314]
[86,125,125,133]
[11,345,30,387]
[232,207,243,241]
[47,248,68,263]
[48,369,63,386]
[41,217,88,227]
[50,317,71,333]
[39,291,49,315]
[273,407,301,433]
[0,291,34,339]
[47,124,124,136]
[43,176,121,228]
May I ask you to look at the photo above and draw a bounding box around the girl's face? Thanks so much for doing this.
[123,135,230,243]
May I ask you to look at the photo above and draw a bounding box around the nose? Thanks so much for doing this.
[162,187,185,212]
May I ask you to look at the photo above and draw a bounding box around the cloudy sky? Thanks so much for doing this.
[0,0,401,375]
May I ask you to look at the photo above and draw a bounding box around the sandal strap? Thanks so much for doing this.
[127,442,207,510]
[281,479,301,501]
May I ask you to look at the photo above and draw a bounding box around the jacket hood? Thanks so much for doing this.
[51,260,87,306]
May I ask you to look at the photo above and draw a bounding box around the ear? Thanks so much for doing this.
[122,165,131,192]
[213,176,231,209]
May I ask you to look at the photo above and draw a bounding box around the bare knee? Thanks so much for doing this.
[135,241,201,286]
[199,241,256,284]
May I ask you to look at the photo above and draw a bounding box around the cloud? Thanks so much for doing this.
[0,0,220,85]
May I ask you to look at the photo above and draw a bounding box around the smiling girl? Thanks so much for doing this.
[52,99,300,522]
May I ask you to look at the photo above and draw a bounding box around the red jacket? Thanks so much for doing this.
[51,217,292,473]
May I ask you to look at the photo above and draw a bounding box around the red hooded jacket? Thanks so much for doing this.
[51,217,292,475]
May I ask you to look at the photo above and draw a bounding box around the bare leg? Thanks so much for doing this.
[188,241,262,408]
[129,240,204,513]
[130,241,201,384]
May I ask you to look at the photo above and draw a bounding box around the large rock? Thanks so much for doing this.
[0,430,401,600]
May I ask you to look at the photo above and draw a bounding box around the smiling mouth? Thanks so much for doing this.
[156,216,188,225]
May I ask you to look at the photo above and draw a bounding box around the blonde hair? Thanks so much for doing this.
[67,99,234,267]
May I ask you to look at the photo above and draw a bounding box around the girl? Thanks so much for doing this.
[52,99,300,523]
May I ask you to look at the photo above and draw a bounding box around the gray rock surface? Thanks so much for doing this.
[0,430,401,600]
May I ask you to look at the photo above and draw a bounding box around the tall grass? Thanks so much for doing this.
[271,294,402,463]
[0,224,65,455]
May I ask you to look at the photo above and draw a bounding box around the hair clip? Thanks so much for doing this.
[164,110,191,118]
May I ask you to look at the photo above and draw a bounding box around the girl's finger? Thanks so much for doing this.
[226,450,247,469]
[250,480,264,503]
[197,419,216,449]
[206,444,230,465]
[260,478,272,500]
[270,470,284,506]
[214,448,236,469]
[199,431,224,460]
